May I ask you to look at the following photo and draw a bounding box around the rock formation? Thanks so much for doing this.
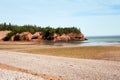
[9,32,43,41]
[1,31,86,42]
[9,35,15,41]
[10,32,33,41]
[53,33,86,42]
[19,32,33,41]
[31,32,43,41]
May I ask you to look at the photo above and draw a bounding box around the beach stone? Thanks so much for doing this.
[0,69,44,80]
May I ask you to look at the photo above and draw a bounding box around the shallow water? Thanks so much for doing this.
[38,36,120,46]
[83,36,120,46]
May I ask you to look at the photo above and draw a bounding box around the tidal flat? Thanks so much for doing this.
[0,41,120,61]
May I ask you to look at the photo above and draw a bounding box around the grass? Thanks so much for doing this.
[0,42,120,61]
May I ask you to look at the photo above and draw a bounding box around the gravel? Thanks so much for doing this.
[0,68,44,80]
[0,50,120,80]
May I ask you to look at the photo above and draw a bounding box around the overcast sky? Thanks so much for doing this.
[0,0,120,36]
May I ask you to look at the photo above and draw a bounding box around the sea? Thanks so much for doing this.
[81,36,120,46]
[42,36,120,46]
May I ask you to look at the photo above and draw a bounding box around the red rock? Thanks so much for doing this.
[9,35,15,41]
[32,32,43,41]
[53,33,85,42]
[14,32,33,41]
[0,39,3,41]
[9,32,85,42]
[77,33,85,40]
[53,33,70,41]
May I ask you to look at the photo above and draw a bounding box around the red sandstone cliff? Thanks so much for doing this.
[0,31,86,42]
[53,33,85,42]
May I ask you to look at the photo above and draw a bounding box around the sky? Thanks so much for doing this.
[0,0,120,36]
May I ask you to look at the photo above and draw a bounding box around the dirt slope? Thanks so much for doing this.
[0,31,11,40]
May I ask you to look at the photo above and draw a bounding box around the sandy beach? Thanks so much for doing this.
[0,0,120,79]
[0,50,120,80]
[0,42,120,80]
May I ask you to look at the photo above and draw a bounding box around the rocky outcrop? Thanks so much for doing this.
[68,33,85,40]
[10,32,33,41]
[19,32,33,41]
[54,33,70,42]
[60,34,70,41]
[8,32,86,42]
[32,32,43,41]
[31,32,43,41]
[53,33,86,42]
[9,35,15,41]
[9,32,43,41]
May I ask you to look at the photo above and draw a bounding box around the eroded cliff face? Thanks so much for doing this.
[1,31,86,42]
[53,33,85,42]
[9,32,43,41]
[31,32,43,41]
[10,32,33,41]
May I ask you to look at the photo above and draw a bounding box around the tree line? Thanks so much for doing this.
[0,22,81,40]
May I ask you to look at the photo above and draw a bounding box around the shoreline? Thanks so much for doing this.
[0,42,120,80]
[0,41,120,61]
[0,40,120,46]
